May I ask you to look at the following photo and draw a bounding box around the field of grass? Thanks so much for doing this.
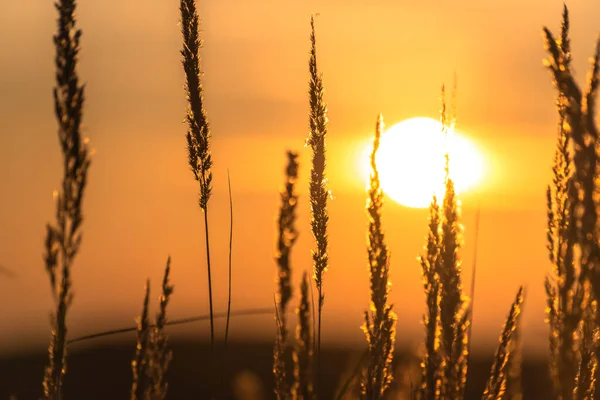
[3,1,600,399]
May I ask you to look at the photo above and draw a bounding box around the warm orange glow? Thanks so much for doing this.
[362,117,485,208]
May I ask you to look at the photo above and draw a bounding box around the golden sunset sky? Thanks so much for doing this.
[1,0,600,357]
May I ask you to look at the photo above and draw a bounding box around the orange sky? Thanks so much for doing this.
[1,0,600,357]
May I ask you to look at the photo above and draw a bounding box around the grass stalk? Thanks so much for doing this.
[543,7,584,399]
[148,257,174,400]
[42,0,91,397]
[418,85,470,400]
[482,287,525,400]
[276,151,300,340]
[179,0,216,373]
[225,170,233,348]
[273,151,300,399]
[202,212,215,359]
[68,307,274,345]
[306,15,330,395]
[360,115,397,399]
[438,85,469,399]
[505,311,523,400]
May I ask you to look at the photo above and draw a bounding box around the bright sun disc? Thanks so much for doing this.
[362,117,485,208]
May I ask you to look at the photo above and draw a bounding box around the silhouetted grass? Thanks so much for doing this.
[130,259,174,400]
[306,15,330,397]
[273,150,299,400]
[179,0,216,372]
[293,272,314,399]
[42,0,91,398]
[147,258,174,399]
[26,3,600,400]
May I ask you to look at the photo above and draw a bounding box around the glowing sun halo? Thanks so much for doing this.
[362,117,485,208]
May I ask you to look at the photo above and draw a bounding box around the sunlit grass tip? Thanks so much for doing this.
[482,287,525,400]
[360,114,397,399]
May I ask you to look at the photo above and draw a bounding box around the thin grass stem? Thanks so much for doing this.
[68,308,273,345]
[225,170,233,348]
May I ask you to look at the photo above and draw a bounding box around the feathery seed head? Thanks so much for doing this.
[43,1,90,398]
[276,151,300,340]
[180,0,212,211]
[361,115,397,399]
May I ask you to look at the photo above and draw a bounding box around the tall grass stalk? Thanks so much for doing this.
[306,14,329,394]
[274,151,300,400]
[418,85,470,400]
[42,0,91,397]
[179,0,216,368]
[438,85,469,399]
[360,115,397,399]
[482,287,525,400]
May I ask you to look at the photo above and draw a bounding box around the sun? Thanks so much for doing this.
[361,117,485,208]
